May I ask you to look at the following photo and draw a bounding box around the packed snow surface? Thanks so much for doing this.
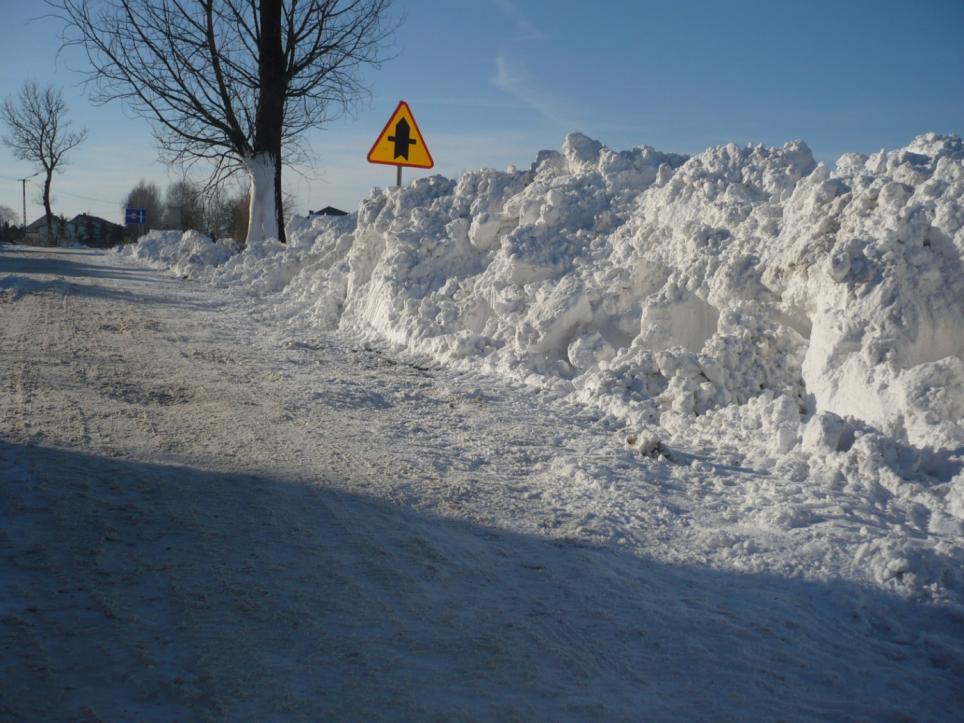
[119,133,964,604]
[6,246,962,719]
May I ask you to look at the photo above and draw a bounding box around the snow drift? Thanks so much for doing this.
[117,132,964,601]
[123,229,239,278]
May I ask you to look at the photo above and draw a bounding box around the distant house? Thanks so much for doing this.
[309,206,348,217]
[24,216,67,246]
[66,214,125,248]
[23,213,124,247]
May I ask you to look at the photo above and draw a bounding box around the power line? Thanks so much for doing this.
[0,170,39,182]
[3,174,119,207]
[54,188,121,208]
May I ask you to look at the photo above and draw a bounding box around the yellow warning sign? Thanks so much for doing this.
[367,101,434,169]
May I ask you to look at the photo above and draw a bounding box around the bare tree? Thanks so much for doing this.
[1,81,87,245]
[201,184,250,243]
[52,0,395,245]
[164,179,204,231]
[121,179,163,232]
[0,205,18,243]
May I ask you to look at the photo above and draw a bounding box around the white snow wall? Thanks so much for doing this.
[126,132,964,454]
[261,132,962,452]
[118,132,964,602]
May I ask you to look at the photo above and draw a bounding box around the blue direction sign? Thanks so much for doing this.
[125,207,147,225]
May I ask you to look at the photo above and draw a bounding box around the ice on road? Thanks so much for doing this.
[1,246,961,720]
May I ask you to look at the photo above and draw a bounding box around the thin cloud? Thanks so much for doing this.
[397,96,529,112]
[487,3,579,130]
[491,55,579,129]
[492,0,547,42]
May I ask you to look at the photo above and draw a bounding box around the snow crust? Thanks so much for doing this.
[117,132,964,602]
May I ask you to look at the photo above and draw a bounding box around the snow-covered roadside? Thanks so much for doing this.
[117,133,964,606]
[3,245,964,719]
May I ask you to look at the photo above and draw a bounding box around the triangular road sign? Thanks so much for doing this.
[367,101,434,169]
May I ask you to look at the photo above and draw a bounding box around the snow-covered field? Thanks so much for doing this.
[1,131,962,720]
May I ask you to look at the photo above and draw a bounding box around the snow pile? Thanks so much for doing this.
[118,230,238,278]
[119,132,964,602]
[271,132,962,448]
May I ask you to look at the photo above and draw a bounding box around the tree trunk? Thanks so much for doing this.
[273,147,284,244]
[246,0,287,244]
[244,153,279,246]
[43,171,53,246]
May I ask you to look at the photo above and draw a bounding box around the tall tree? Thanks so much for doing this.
[53,0,395,245]
[1,82,87,245]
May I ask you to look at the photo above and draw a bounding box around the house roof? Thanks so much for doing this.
[27,214,125,234]
[68,213,124,229]
[26,216,66,231]
[310,206,348,217]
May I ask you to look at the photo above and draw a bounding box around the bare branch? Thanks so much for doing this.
[1,80,87,241]
[47,0,397,244]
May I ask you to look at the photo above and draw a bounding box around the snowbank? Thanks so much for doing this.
[117,132,964,602]
[120,230,239,278]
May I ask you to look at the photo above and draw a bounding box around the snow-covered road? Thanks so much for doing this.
[2,246,962,720]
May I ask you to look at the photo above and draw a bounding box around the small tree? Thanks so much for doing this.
[1,82,87,245]
[54,0,395,245]
[0,205,17,243]
[163,179,203,231]
[122,179,163,233]
[198,183,250,243]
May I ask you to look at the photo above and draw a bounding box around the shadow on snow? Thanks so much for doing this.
[0,246,224,311]
[1,440,962,721]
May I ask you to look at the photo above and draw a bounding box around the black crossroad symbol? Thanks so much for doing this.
[388,118,417,160]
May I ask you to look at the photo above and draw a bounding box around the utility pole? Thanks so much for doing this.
[19,177,27,240]
[16,171,38,241]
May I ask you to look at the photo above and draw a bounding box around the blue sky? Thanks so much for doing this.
[1,0,962,224]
